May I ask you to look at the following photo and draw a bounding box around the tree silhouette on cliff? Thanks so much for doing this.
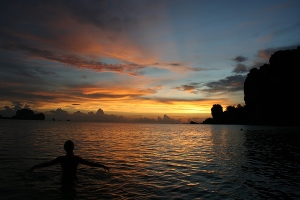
[211,104,223,121]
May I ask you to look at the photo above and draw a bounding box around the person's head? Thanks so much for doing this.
[64,140,74,154]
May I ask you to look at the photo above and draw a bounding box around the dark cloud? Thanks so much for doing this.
[72,104,80,106]
[0,106,15,117]
[96,109,104,115]
[231,56,249,74]
[0,78,59,104]
[0,76,161,109]
[174,83,201,94]
[232,64,248,74]
[157,114,181,124]
[61,0,137,31]
[49,108,69,116]
[1,42,148,75]
[136,117,157,123]
[170,63,181,67]
[232,56,247,62]
[0,102,31,117]
[152,62,209,72]
[136,114,182,123]
[23,104,31,109]
[73,91,132,100]
[141,96,211,104]
[192,67,210,72]
[0,90,49,107]
[189,82,201,86]
[204,75,246,93]
[0,61,41,80]
[12,102,23,111]
[35,67,59,77]
[88,111,95,115]
[73,111,85,116]
[0,60,42,82]
[2,43,121,72]
[0,1,137,36]
[47,107,126,122]
[69,90,148,100]
[269,21,300,39]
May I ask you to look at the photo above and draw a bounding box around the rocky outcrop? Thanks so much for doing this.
[11,109,45,120]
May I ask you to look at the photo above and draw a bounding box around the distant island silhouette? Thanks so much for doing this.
[0,109,45,120]
[203,46,300,126]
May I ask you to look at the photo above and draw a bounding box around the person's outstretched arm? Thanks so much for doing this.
[27,157,60,172]
[79,158,109,171]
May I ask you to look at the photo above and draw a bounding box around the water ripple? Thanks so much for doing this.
[0,121,300,199]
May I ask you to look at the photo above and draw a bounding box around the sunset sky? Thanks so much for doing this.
[1,0,300,122]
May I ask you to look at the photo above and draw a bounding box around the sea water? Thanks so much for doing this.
[0,120,299,199]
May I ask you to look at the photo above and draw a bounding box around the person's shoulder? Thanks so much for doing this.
[50,156,63,163]
[74,155,86,163]
[56,156,64,160]
[74,155,83,160]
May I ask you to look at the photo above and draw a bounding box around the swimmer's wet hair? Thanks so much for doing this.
[64,140,74,153]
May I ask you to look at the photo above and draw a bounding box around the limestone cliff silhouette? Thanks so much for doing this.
[244,46,300,125]
[203,46,300,126]
[10,109,45,120]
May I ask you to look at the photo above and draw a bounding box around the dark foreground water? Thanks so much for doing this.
[0,120,299,199]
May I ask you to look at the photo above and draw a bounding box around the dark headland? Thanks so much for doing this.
[0,109,45,120]
[203,46,300,126]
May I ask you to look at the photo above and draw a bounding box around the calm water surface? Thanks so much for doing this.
[0,120,299,199]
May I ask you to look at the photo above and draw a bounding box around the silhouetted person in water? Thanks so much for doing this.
[27,140,109,182]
